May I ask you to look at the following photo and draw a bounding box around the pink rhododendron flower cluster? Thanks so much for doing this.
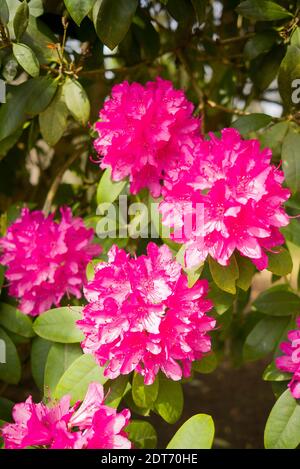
[93,77,200,197]
[0,207,101,316]
[77,242,215,385]
[1,383,131,449]
[276,317,300,399]
[159,128,290,270]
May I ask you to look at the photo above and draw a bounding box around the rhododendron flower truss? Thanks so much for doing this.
[1,382,131,449]
[78,242,215,385]
[159,128,290,270]
[93,77,201,197]
[276,317,300,399]
[0,207,101,316]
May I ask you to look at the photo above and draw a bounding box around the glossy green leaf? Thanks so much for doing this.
[104,375,129,408]
[236,1,293,21]
[126,420,157,449]
[31,337,52,390]
[254,289,300,316]
[209,255,239,294]
[267,247,293,276]
[0,0,9,25]
[278,46,300,109]
[0,302,34,338]
[243,316,291,361]
[244,32,277,60]
[132,373,159,409]
[154,376,183,424]
[282,132,300,194]
[208,284,234,315]
[264,389,300,449]
[167,414,215,449]
[193,352,218,374]
[44,343,82,395]
[33,306,84,343]
[263,362,291,382]
[54,353,107,404]
[12,43,39,77]
[94,0,138,50]
[232,113,272,135]
[26,76,58,115]
[13,0,29,41]
[64,0,96,26]
[96,167,127,205]
[39,87,69,146]
[63,78,90,125]
[235,254,255,291]
[0,327,21,384]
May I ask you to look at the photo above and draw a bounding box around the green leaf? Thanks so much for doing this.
[94,0,138,50]
[251,45,285,91]
[63,78,90,125]
[154,376,183,424]
[0,302,34,338]
[193,352,218,374]
[282,132,300,194]
[232,113,273,135]
[28,0,43,17]
[264,389,300,449]
[132,373,159,409]
[54,353,107,404]
[208,284,234,315]
[0,128,23,159]
[259,121,290,158]
[0,327,21,384]
[236,1,293,21]
[235,254,255,291]
[44,343,82,395]
[263,362,291,382]
[208,255,239,294]
[13,0,29,41]
[39,87,69,146]
[267,247,293,276]
[104,375,129,408]
[31,337,52,390]
[254,288,300,316]
[244,32,277,60]
[278,46,300,109]
[0,397,13,422]
[12,43,39,77]
[96,167,127,205]
[0,0,9,25]
[64,0,96,26]
[167,414,215,449]
[243,316,291,361]
[33,306,84,343]
[291,27,300,48]
[125,421,157,449]
[25,76,58,115]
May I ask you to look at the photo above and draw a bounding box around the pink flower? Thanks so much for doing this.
[1,383,131,449]
[77,242,215,385]
[93,78,200,197]
[276,317,300,399]
[0,207,101,316]
[159,128,290,270]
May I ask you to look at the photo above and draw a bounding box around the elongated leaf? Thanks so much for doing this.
[44,343,82,395]
[0,327,21,384]
[13,43,39,77]
[39,87,69,146]
[244,32,277,60]
[26,76,58,115]
[167,414,215,449]
[96,168,127,205]
[0,302,34,338]
[13,0,29,41]
[0,0,9,25]
[104,375,129,408]
[235,254,255,291]
[278,46,300,109]
[132,373,159,409]
[33,306,84,343]
[263,362,291,382]
[209,255,239,294]
[254,289,300,316]
[243,316,291,361]
[31,337,52,390]
[282,132,300,194]
[264,389,300,449]
[63,78,90,125]
[94,0,138,50]
[267,247,293,276]
[154,376,183,424]
[54,353,107,404]
[126,421,157,449]
[236,1,293,21]
[232,113,272,135]
[64,0,96,26]
[193,352,218,374]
